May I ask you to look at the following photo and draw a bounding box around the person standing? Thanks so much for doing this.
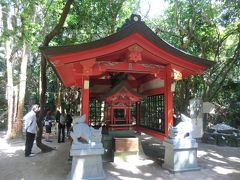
[44,110,52,142]
[54,109,61,135]
[55,109,61,124]
[57,111,66,143]
[66,111,73,138]
[23,104,40,157]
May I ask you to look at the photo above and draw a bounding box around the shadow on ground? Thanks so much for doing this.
[0,131,239,180]
[104,134,240,180]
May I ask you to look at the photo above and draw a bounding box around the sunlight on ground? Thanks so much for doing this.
[228,157,240,163]
[143,172,152,177]
[115,161,141,174]
[198,149,237,164]
[210,152,223,158]
[0,135,25,157]
[118,175,163,180]
[205,157,227,164]
[109,171,120,176]
[213,166,240,175]
[114,155,154,176]
[196,148,240,177]
[118,176,145,180]
[197,150,208,157]
[114,160,153,175]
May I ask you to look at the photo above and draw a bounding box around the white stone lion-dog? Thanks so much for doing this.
[169,114,193,140]
[70,115,102,145]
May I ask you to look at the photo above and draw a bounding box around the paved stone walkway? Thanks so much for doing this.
[0,131,239,180]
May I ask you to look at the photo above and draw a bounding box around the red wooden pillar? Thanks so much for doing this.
[81,76,90,124]
[78,58,96,124]
[164,65,174,137]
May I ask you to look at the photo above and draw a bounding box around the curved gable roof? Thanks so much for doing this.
[39,16,214,68]
[39,15,215,87]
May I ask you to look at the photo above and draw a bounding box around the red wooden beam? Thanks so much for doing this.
[97,61,164,74]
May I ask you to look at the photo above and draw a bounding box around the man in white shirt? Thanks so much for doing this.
[23,104,40,157]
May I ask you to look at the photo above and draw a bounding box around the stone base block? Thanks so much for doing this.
[70,148,105,180]
[162,139,200,173]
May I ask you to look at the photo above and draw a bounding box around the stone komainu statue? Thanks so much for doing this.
[169,114,193,140]
[70,114,102,144]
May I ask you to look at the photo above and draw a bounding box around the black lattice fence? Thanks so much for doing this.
[140,94,165,133]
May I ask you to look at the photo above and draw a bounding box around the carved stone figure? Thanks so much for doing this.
[69,115,105,180]
[168,114,193,140]
[70,115,91,144]
[163,114,199,172]
[70,114,102,145]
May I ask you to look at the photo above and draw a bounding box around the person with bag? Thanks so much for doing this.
[23,104,40,157]
[44,110,52,142]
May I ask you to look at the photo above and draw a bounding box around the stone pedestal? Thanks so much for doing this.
[70,144,105,180]
[162,137,200,173]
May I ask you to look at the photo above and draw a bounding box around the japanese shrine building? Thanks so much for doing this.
[40,15,214,140]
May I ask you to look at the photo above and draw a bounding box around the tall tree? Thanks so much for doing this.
[2,0,43,138]
[1,1,16,138]
[147,0,240,111]
[13,0,43,137]
[12,41,29,137]
[147,0,240,127]
[5,41,14,137]
[36,0,74,152]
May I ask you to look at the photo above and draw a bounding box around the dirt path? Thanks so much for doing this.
[0,131,71,180]
[0,131,239,180]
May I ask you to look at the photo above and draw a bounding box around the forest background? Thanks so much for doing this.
[0,0,239,148]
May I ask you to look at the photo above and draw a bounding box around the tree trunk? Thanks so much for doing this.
[36,0,74,152]
[36,54,55,152]
[6,40,14,139]
[55,79,62,110]
[12,85,18,134]
[11,41,29,137]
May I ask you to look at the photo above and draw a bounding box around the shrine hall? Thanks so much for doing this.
[40,14,214,140]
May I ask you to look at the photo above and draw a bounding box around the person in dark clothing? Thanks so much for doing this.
[56,110,66,143]
[44,110,52,142]
[55,109,61,123]
[66,112,73,138]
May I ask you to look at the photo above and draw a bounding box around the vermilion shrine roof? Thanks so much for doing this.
[39,14,215,87]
